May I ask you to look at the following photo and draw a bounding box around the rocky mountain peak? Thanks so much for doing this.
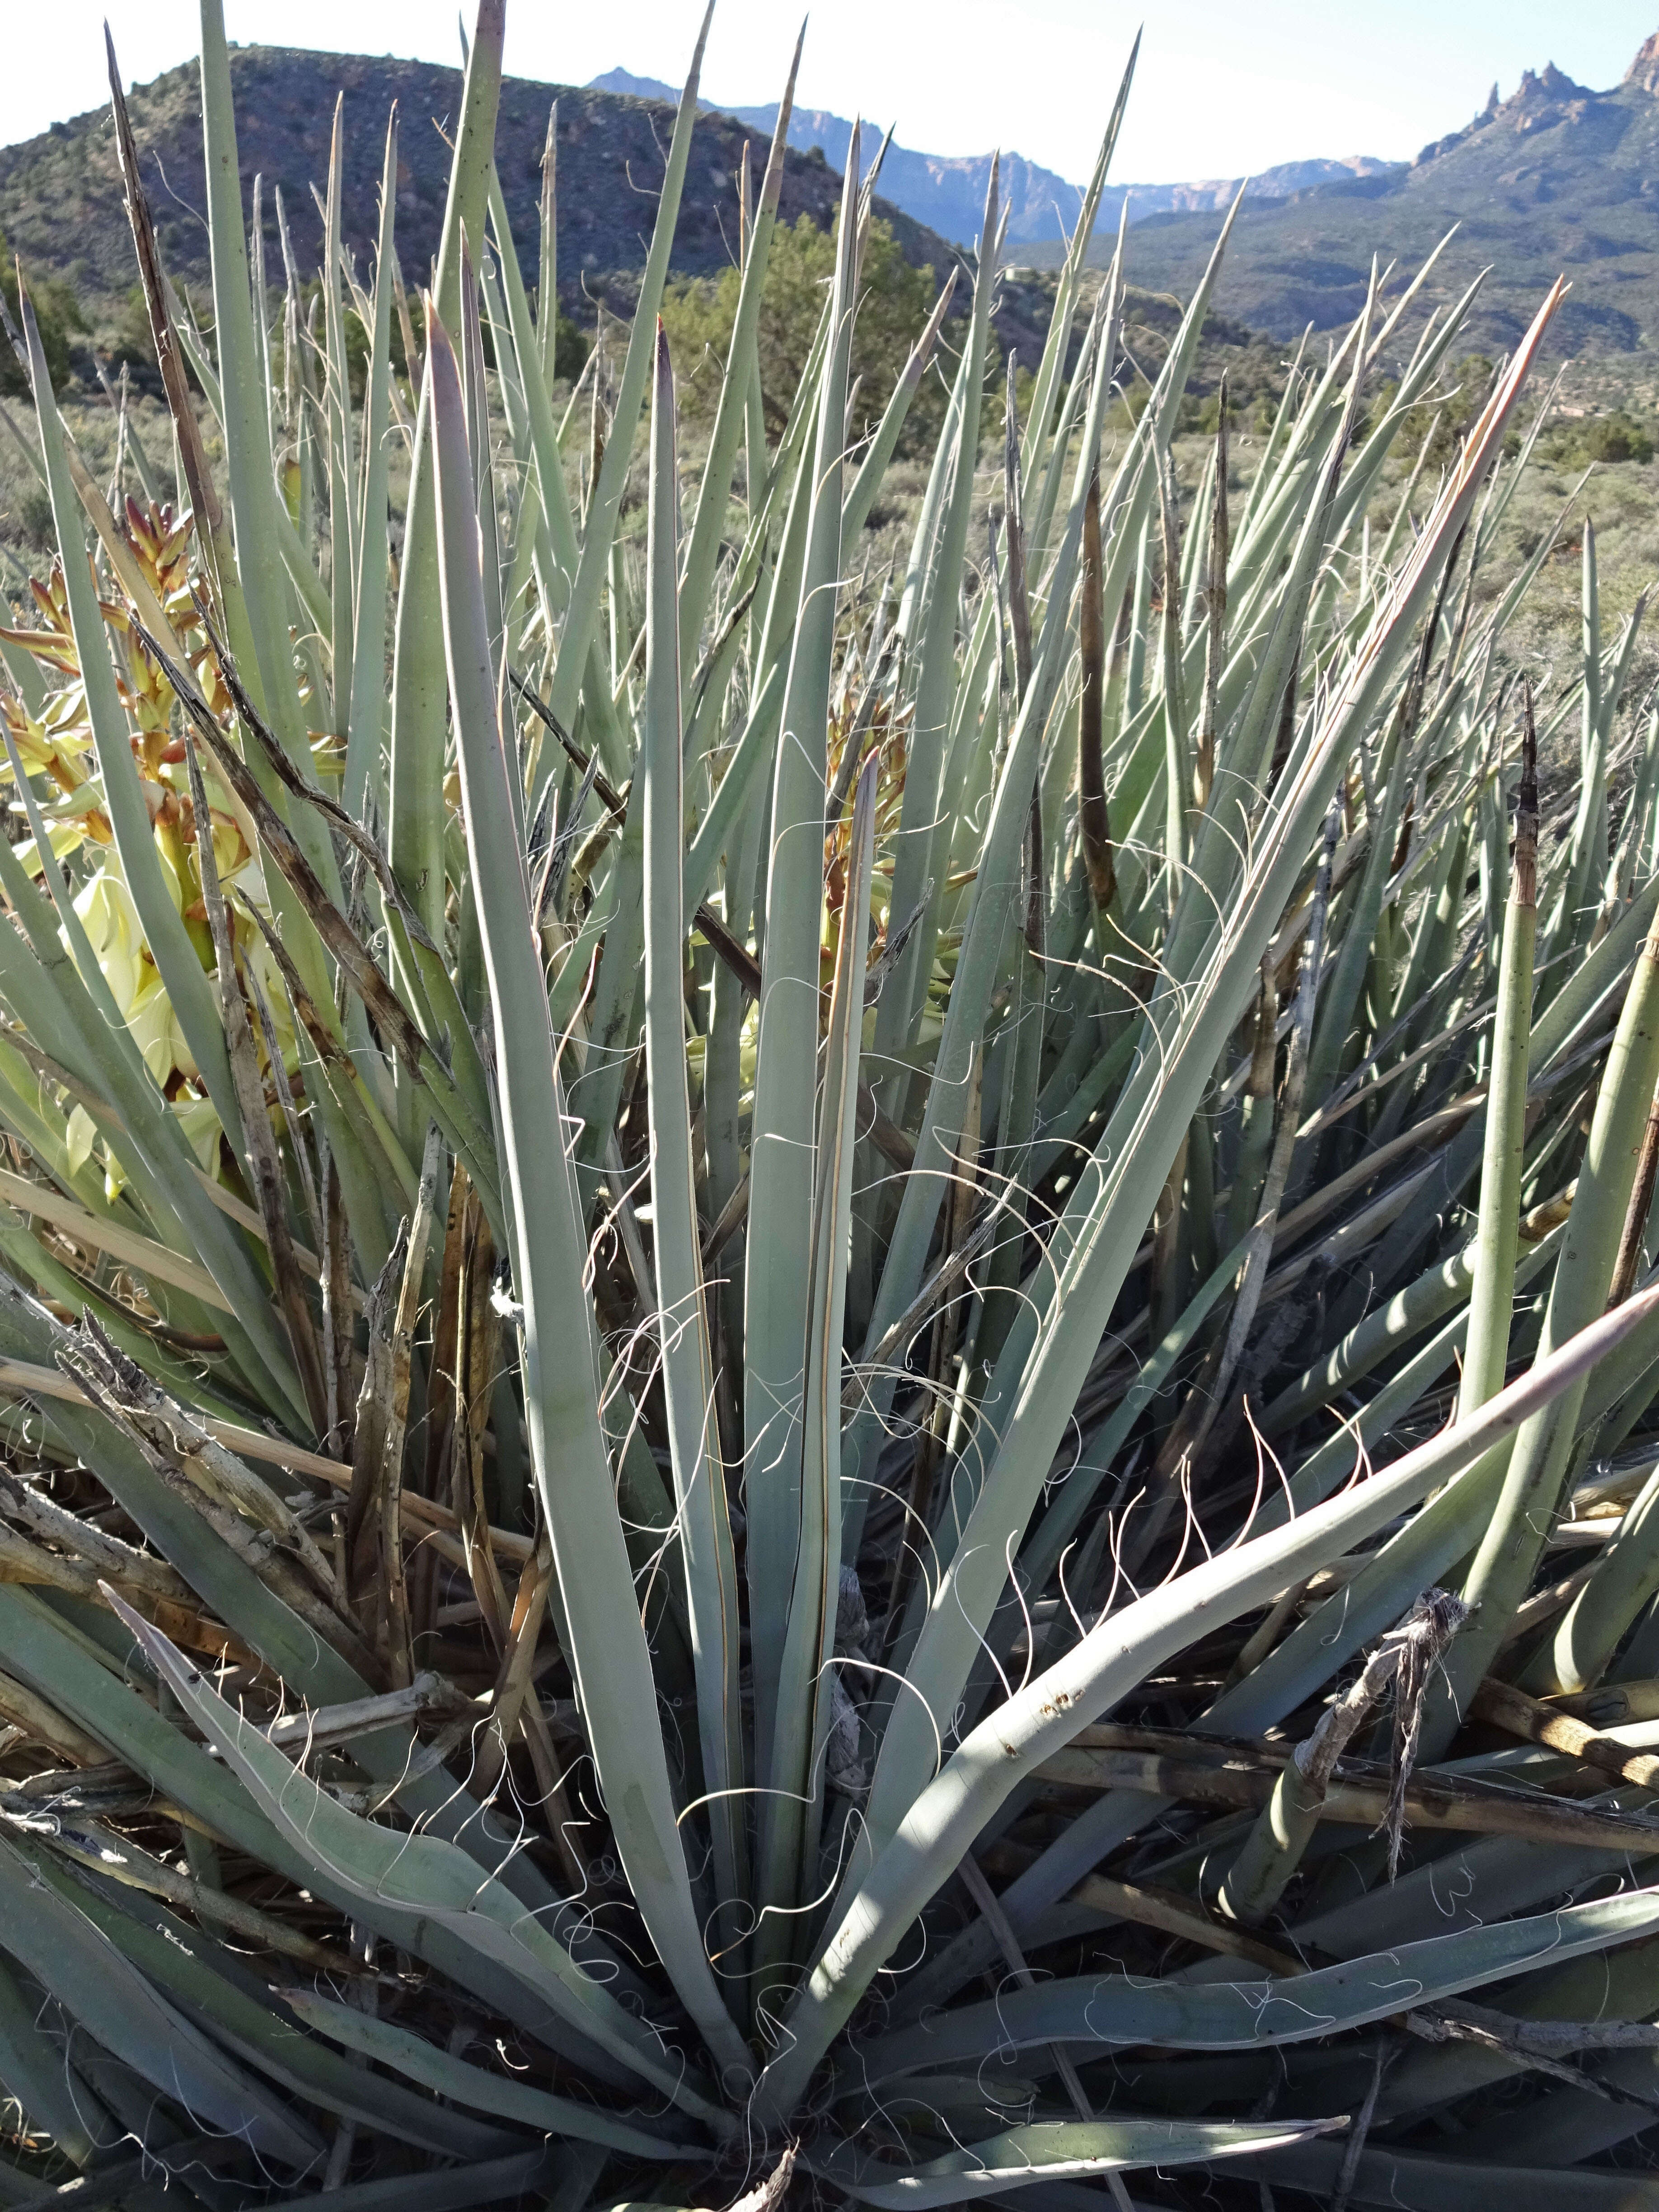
[1627,31,1659,95]
[1514,61,1586,104]
[1415,57,1598,166]
[1503,61,1596,135]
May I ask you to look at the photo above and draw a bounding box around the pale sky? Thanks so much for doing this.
[8,2,1659,187]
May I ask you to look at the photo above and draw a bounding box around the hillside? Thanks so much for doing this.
[0,44,956,349]
[1026,34,1659,360]
[589,67,1399,248]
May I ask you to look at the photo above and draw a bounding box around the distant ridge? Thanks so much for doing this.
[0,45,957,345]
[1026,28,1659,357]
[586,66,1401,248]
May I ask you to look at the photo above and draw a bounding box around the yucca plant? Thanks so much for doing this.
[4,5,1659,2206]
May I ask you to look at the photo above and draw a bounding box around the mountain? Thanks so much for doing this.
[1036,34,1659,358]
[0,45,957,345]
[587,69,1091,244]
[586,68,1400,248]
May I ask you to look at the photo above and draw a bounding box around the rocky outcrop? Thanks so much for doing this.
[1415,83,1496,167]
[1505,63,1596,131]
[1415,61,1598,166]
[1628,32,1659,96]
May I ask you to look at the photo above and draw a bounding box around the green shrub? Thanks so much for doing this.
[1546,408,1656,469]
[662,208,960,455]
[0,234,85,399]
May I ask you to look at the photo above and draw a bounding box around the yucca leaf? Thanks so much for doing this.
[184,735,328,1426]
[1245,2144,1659,2211]
[145,624,501,1226]
[853,1884,1659,2085]
[758,1258,1659,2115]
[427,308,750,2089]
[838,251,1122,1572]
[757,745,881,1965]
[12,15,1659,2194]
[485,159,578,588]
[0,1832,322,2167]
[283,1992,701,2159]
[0,1576,623,2054]
[639,323,745,1921]
[0,1951,111,2165]
[387,0,507,937]
[1439,902,1659,1729]
[818,2118,1339,2207]
[677,28,801,674]
[1017,34,1137,498]
[840,270,959,543]
[864,286,1565,1865]
[321,99,358,729]
[743,124,862,1787]
[197,0,340,847]
[23,1845,518,2162]
[343,104,402,816]
[281,2149,567,2212]
[0,820,305,1415]
[546,8,712,750]
[111,1589,733,2126]
[877,161,999,1059]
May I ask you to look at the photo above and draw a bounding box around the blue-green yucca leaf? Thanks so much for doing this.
[426,305,750,2094]
[344,103,402,817]
[840,286,1126,1849]
[677,23,802,679]
[565,787,646,1190]
[0,1581,627,2073]
[757,1237,1654,2118]
[137,626,504,1240]
[388,0,507,940]
[0,1282,358,1687]
[1438,890,1659,1732]
[0,1831,322,2168]
[1334,862,1659,1326]
[0,770,306,1418]
[0,1950,112,2165]
[486,156,580,592]
[23,1842,520,2162]
[1018,1218,1257,1598]
[1244,2142,1659,2210]
[196,0,342,888]
[640,319,747,1927]
[107,1584,733,2128]
[321,99,359,736]
[756,745,881,1965]
[864,284,1567,1859]
[876,153,999,1059]
[682,659,790,918]
[849,1886,1659,2088]
[840,269,959,544]
[838,212,1183,1573]
[193,0,423,1265]
[284,2148,567,2212]
[546,5,712,756]
[1016,31,1139,499]
[743,117,862,1802]
[282,1992,703,2159]
[814,2117,1341,2207]
[15,6,1659,2193]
